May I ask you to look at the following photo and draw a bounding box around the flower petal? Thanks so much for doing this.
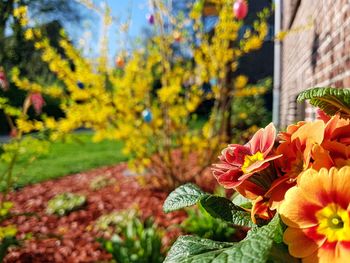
[324,114,349,141]
[284,227,324,259]
[303,241,350,263]
[291,120,325,146]
[251,196,275,222]
[312,144,334,170]
[296,169,333,206]
[279,183,320,228]
[278,121,306,142]
[331,167,350,210]
[317,109,331,123]
[338,241,350,261]
[298,167,350,209]
[266,176,295,211]
[213,168,243,188]
[244,154,282,174]
[222,145,251,165]
[236,180,266,199]
[248,122,276,156]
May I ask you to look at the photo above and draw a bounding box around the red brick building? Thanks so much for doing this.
[274,0,350,127]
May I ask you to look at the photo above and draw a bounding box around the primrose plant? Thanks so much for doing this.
[163,87,350,262]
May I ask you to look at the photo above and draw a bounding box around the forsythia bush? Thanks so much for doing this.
[5,0,271,190]
[163,87,350,262]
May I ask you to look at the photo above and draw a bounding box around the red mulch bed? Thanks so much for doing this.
[1,164,189,262]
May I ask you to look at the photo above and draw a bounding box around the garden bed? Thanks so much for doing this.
[1,163,187,262]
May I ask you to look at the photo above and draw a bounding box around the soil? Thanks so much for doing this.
[1,163,190,262]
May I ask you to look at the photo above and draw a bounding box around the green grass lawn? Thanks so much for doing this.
[0,117,208,190]
[0,132,127,190]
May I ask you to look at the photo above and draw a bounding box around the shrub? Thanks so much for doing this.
[98,210,164,263]
[181,205,236,242]
[6,0,272,191]
[89,175,116,191]
[0,235,18,262]
[94,210,132,234]
[46,192,86,216]
[0,202,18,261]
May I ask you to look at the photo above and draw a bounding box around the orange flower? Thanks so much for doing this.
[212,123,281,188]
[278,121,305,143]
[280,167,350,263]
[316,109,331,123]
[251,195,275,222]
[277,120,325,177]
[321,114,350,168]
[269,120,326,210]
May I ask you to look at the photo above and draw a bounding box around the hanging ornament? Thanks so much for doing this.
[0,67,9,91]
[30,92,45,115]
[142,109,152,123]
[233,0,248,20]
[115,56,125,68]
[77,81,84,89]
[173,31,182,43]
[9,128,18,138]
[146,14,154,25]
[209,78,218,86]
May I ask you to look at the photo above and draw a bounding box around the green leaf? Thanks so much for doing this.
[164,236,233,263]
[297,87,350,118]
[199,195,254,227]
[164,216,287,263]
[0,236,19,262]
[232,194,252,209]
[267,243,300,263]
[163,184,207,213]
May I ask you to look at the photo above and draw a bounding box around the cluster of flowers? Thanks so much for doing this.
[212,110,350,262]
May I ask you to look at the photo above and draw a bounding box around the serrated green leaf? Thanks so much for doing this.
[267,243,300,263]
[163,183,207,213]
[199,195,254,227]
[164,236,233,263]
[165,216,286,263]
[232,194,252,209]
[297,87,350,118]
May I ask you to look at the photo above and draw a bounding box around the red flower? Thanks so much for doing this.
[212,123,281,188]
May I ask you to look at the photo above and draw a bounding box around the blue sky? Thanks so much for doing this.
[106,0,149,36]
[106,0,150,55]
[73,0,151,58]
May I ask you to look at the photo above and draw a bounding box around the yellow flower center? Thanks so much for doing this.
[241,151,264,174]
[316,203,350,242]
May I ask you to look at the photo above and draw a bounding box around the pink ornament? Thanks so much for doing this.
[173,31,182,43]
[9,128,18,138]
[115,56,125,68]
[233,0,248,20]
[146,14,154,25]
[30,92,45,114]
[0,68,9,91]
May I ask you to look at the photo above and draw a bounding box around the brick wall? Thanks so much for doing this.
[279,0,350,127]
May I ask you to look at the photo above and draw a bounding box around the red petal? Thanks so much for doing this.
[214,168,244,188]
[248,123,276,156]
[244,154,282,174]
